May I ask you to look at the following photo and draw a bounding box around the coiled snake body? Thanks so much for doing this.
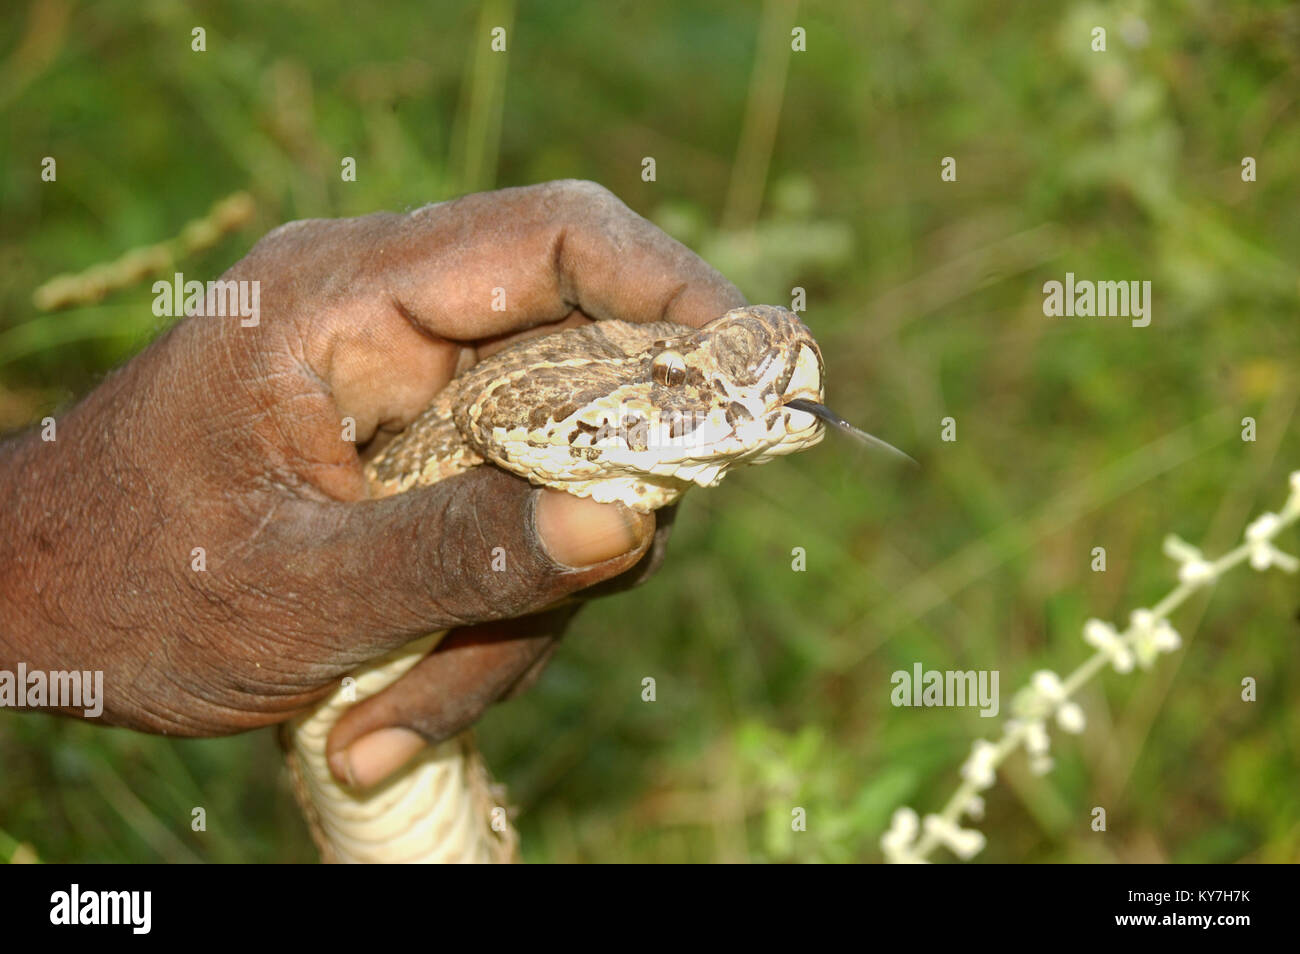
[285,305,828,862]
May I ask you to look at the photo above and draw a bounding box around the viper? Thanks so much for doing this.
[282,304,895,862]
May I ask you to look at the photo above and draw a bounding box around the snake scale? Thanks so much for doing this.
[283,305,833,863]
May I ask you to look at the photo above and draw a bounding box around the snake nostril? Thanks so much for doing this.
[725,402,753,429]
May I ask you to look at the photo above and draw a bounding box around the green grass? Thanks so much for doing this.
[2,0,1298,863]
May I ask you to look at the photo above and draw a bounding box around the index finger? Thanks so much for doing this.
[378,179,747,338]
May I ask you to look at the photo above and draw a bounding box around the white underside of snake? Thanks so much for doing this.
[284,305,829,863]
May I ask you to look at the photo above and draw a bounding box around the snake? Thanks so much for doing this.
[281,304,849,863]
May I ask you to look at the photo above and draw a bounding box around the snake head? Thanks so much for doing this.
[678,303,827,457]
[455,305,828,511]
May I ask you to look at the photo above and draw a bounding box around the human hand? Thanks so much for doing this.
[0,180,744,784]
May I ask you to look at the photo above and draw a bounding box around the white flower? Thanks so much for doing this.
[1032,670,1066,702]
[1179,559,1217,585]
[923,814,986,860]
[1248,513,1280,540]
[1019,718,1056,774]
[1023,719,1050,756]
[1083,618,1133,673]
[881,807,923,864]
[1027,669,1086,733]
[1130,609,1182,668]
[964,794,985,821]
[1056,701,1087,734]
[961,740,1000,790]
[1163,535,1217,587]
[1244,513,1299,573]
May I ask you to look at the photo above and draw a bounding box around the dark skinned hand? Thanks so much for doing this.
[0,180,745,787]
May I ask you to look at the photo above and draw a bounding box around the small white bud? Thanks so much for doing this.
[961,739,1000,790]
[1083,618,1133,673]
[1162,534,1202,563]
[880,807,923,864]
[1246,513,1280,541]
[1031,670,1067,703]
[1023,719,1050,756]
[923,814,986,860]
[1056,702,1086,734]
[1178,559,1217,586]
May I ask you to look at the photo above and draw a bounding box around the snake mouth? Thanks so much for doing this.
[784,399,917,465]
[784,398,857,435]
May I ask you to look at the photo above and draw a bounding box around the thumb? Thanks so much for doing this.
[279,466,654,645]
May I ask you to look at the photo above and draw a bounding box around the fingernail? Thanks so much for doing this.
[534,490,652,568]
[337,727,426,789]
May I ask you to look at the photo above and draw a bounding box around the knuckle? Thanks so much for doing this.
[549,178,622,213]
[250,217,320,253]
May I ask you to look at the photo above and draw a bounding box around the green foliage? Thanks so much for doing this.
[2,0,1298,863]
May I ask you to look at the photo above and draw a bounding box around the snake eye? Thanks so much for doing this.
[652,350,687,387]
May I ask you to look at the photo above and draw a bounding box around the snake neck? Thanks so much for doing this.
[284,635,518,864]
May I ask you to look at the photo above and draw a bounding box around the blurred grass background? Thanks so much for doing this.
[2,0,1299,863]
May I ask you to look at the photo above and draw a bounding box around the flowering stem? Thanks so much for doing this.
[887,473,1300,863]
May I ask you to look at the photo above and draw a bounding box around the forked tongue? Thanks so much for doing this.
[785,398,917,466]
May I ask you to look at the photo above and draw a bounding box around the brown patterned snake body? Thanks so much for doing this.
[284,305,833,862]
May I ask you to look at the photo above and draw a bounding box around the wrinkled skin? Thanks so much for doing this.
[0,181,744,774]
